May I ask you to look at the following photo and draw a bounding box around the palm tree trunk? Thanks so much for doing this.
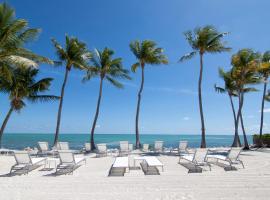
[232,91,242,147]
[0,107,13,148]
[228,93,237,135]
[135,64,145,149]
[259,78,267,146]
[239,93,249,150]
[90,77,104,150]
[53,68,70,146]
[199,53,206,148]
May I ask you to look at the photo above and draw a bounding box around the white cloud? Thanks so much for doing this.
[183,117,190,121]
[264,108,270,113]
[96,124,101,128]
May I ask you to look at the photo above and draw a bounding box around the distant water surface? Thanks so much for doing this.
[1,133,253,150]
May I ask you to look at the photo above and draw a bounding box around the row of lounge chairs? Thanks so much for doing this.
[10,150,86,175]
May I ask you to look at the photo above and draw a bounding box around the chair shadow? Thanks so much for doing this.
[43,165,81,176]
[179,162,202,173]
[0,165,42,177]
[208,161,237,171]
[140,162,160,175]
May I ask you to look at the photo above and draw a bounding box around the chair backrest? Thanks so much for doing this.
[58,142,69,150]
[14,151,32,165]
[58,150,75,164]
[38,141,49,151]
[143,144,149,151]
[97,143,107,152]
[179,141,188,151]
[85,143,91,151]
[154,141,164,151]
[227,147,242,161]
[129,144,133,151]
[120,141,129,151]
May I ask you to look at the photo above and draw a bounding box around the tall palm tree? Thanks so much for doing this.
[0,66,59,147]
[215,68,239,144]
[51,36,91,146]
[180,25,231,148]
[83,48,131,150]
[231,49,261,149]
[129,40,168,149]
[258,51,270,145]
[0,3,52,68]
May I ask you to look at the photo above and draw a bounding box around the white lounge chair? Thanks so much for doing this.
[58,142,69,150]
[96,143,108,157]
[142,144,149,152]
[109,156,129,176]
[10,151,47,175]
[129,144,133,152]
[56,150,86,174]
[154,141,164,153]
[206,147,244,169]
[141,156,164,175]
[178,141,188,155]
[83,143,91,153]
[37,141,54,156]
[179,149,211,172]
[119,141,129,156]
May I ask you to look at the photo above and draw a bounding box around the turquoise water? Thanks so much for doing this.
[1,133,253,150]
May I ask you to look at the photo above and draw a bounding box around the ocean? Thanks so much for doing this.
[1,133,253,150]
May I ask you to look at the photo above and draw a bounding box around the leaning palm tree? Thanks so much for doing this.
[0,66,59,147]
[83,48,131,150]
[129,40,168,149]
[231,49,261,149]
[0,3,52,68]
[180,25,231,148]
[51,36,91,146]
[215,68,239,144]
[258,51,270,145]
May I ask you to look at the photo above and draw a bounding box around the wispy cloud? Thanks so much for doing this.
[183,117,190,121]
[258,108,270,113]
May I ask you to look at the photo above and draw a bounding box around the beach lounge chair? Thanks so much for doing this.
[179,149,211,172]
[96,143,108,157]
[119,141,129,156]
[10,151,47,175]
[83,143,91,153]
[108,156,129,176]
[206,147,244,169]
[129,144,133,152]
[56,150,86,175]
[154,141,164,153]
[178,141,188,155]
[58,142,69,150]
[142,144,149,152]
[140,156,164,175]
[37,141,54,156]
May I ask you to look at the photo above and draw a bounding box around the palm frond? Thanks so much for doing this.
[179,51,197,62]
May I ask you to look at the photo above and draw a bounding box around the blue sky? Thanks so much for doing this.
[1,0,270,134]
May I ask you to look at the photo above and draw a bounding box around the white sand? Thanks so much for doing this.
[0,149,270,200]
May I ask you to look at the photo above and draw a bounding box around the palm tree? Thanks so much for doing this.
[258,51,270,145]
[129,40,168,149]
[0,66,59,147]
[180,25,231,148]
[0,3,52,68]
[51,36,91,146]
[231,49,261,149]
[215,68,239,145]
[83,48,131,150]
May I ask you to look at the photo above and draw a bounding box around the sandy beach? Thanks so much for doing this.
[0,149,270,200]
